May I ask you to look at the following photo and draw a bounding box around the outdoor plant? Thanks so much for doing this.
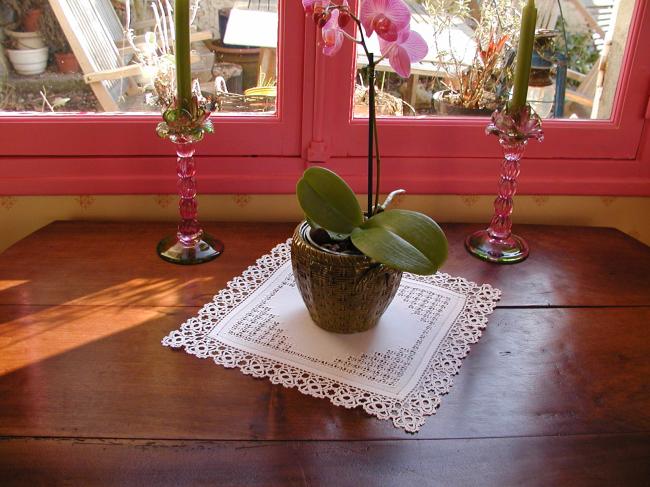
[298,0,448,275]
[563,30,598,87]
[445,30,512,110]
[38,5,70,54]
[425,0,520,111]
[123,0,203,109]
[2,0,42,32]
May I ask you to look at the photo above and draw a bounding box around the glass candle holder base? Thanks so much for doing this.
[157,233,224,265]
[465,229,529,264]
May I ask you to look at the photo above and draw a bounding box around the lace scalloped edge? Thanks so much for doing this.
[162,239,501,433]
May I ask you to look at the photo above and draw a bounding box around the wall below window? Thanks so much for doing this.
[1,195,648,253]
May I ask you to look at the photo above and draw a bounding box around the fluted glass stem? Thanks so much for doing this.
[157,137,223,265]
[175,141,202,246]
[465,136,530,264]
[487,138,527,240]
[466,105,542,264]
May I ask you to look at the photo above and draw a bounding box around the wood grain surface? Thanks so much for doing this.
[0,222,648,307]
[1,435,648,487]
[0,221,648,486]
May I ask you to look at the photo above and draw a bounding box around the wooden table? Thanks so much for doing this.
[0,222,648,486]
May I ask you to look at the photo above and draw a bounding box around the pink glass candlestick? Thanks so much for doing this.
[466,106,543,264]
[157,135,223,264]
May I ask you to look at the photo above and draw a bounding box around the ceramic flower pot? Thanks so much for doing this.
[7,47,48,75]
[291,222,402,334]
[5,29,45,49]
[55,52,80,74]
[433,90,493,116]
[208,41,260,92]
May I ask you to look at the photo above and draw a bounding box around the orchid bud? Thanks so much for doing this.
[338,10,350,28]
[313,1,324,22]
[317,12,331,28]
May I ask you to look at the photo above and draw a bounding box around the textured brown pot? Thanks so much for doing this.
[291,222,402,334]
[55,52,80,74]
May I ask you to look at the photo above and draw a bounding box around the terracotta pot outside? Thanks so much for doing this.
[290,222,402,334]
[55,52,80,74]
[23,8,42,32]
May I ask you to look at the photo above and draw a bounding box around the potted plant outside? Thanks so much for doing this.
[427,1,518,115]
[432,30,512,115]
[2,0,43,47]
[3,0,47,75]
[40,5,80,74]
[293,0,448,334]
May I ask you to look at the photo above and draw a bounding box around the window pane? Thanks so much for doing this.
[0,0,278,114]
[353,0,636,120]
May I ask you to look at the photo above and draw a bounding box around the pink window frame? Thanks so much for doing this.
[0,0,649,197]
[302,0,650,196]
[0,0,305,195]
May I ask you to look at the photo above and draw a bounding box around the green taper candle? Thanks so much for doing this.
[511,0,537,111]
[175,0,192,111]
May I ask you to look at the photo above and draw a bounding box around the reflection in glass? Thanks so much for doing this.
[0,0,278,114]
[353,0,635,120]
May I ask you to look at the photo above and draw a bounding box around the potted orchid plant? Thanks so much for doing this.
[291,0,448,334]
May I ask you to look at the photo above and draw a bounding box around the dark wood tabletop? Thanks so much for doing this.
[0,221,648,486]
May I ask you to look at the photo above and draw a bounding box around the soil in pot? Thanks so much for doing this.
[433,90,493,116]
[55,52,80,74]
[291,222,403,334]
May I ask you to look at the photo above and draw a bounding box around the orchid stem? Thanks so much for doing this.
[373,108,380,215]
[367,54,375,218]
[349,10,376,217]
[341,30,362,44]
[330,6,379,218]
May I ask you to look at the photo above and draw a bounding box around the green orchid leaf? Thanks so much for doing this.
[351,209,448,275]
[296,167,363,235]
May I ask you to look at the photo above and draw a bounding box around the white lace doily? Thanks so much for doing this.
[162,240,501,433]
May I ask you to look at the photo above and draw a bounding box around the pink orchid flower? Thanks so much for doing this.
[322,9,344,56]
[378,28,427,78]
[360,0,410,42]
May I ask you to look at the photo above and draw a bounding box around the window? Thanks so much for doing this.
[308,0,649,195]
[1,0,279,115]
[0,0,301,164]
[1,0,648,196]
[352,0,631,121]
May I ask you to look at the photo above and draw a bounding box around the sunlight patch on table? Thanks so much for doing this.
[60,278,215,306]
[0,280,29,292]
[0,304,176,375]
